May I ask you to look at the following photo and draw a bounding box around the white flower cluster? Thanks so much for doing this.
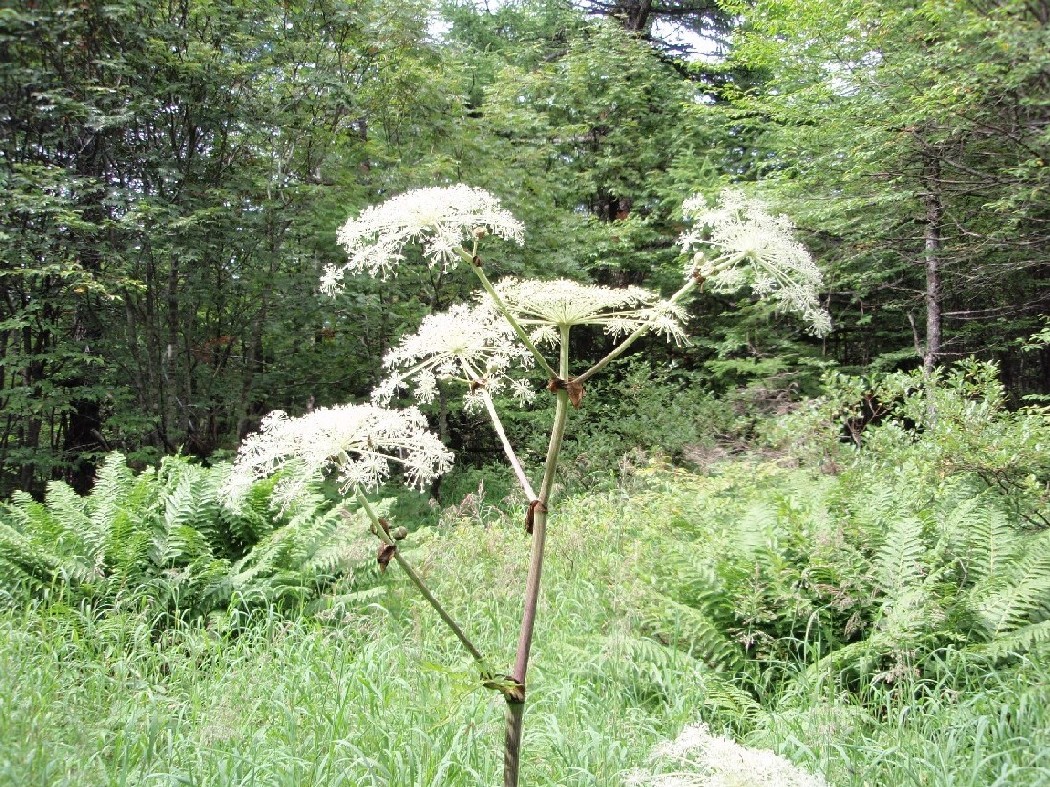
[680,189,832,336]
[324,185,525,288]
[225,404,453,509]
[624,723,830,787]
[372,302,535,412]
[492,278,688,347]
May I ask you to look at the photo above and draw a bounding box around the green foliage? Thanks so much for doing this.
[767,360,1050,523]
[0,453,382,627]
[548,360,736,490]
[727,0,1050,391]
[636,461,1050,706]
[0,0,453,494]
[635,361,1050,721]
[2,461,1049,785]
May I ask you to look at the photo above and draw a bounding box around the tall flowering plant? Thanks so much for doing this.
[228,185,830,787]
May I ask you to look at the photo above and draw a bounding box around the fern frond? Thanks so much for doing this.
[189,557,235,612]
[663,548,732,613]
[640,591,745,672]
[976,530,1050,634]
[103,469,162,584]
[874,514,926,595]
[224,473,279,547]
[0,518,62,596]
[3,490,97,586]
[190,463,237,556]
[972,619,1050,658]
[45,480,109,578]
[228,523,298,595]
[161,464,205,537]
[733,501,780,557]
[960,500,1019,583]
[607,634,760,720]
[88,453,135,531]
[155,462,219,567]
[848,480,900,538]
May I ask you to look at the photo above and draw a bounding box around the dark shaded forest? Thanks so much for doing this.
[3,0,1049,497]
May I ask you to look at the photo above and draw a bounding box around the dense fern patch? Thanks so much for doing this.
[0,454,384,627]
[634,463,1050,691]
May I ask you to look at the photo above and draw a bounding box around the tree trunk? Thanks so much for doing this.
[621,0,654,32]
[922,154,943,376]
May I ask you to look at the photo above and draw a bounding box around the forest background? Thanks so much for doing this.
[4,0,1049,498]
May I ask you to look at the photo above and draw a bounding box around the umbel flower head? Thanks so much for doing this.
[225,404,453,509]
[372,302,535,411]
[492,278,688,347]
[323,185,525,288]
[680,189,832,336]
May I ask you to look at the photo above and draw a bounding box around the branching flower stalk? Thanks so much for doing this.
[572,276,699,386]
[478,389,537,502]
[454,245,558,380]
[223,402,489,674]
[232,185,831,787]
[352,489,488,667]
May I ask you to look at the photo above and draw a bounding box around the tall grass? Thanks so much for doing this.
[2,465,1048,786]
[0,494,696,786]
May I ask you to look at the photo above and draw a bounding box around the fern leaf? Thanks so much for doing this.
[88,453,134,529]
[103,469,162,585]
[613,635,760,719]
[3,490,96,586]
[976,531,1050,634]
[225,474,279,547]
[849,480,900,537]
[640,591,745,672]
[44,480,106,578]
[973,619,1050,658]
[0,517,62,595]
[874,514,926,594]
[960,499,1018,583]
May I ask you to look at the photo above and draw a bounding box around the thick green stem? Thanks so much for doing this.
[502,326,571,787]
[352,489,488,667]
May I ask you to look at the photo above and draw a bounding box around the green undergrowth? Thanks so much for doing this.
[0,488,708,786]
[3,455,1050,785]
[0,454,387,628]
[625,460,1050,786]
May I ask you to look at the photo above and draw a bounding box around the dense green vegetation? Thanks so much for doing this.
[2,366,1049,784]
[4,0,1048,496]
[3,0,1050,784]
[0,452,390,625]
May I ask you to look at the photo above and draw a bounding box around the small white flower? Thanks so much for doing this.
[681,189,831,336]
[507,377,537,406]
[625,722,829,787]
[326,185,524,286]
[225,404,452,509]
[373,302,534,406]
[492,278,688,346]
